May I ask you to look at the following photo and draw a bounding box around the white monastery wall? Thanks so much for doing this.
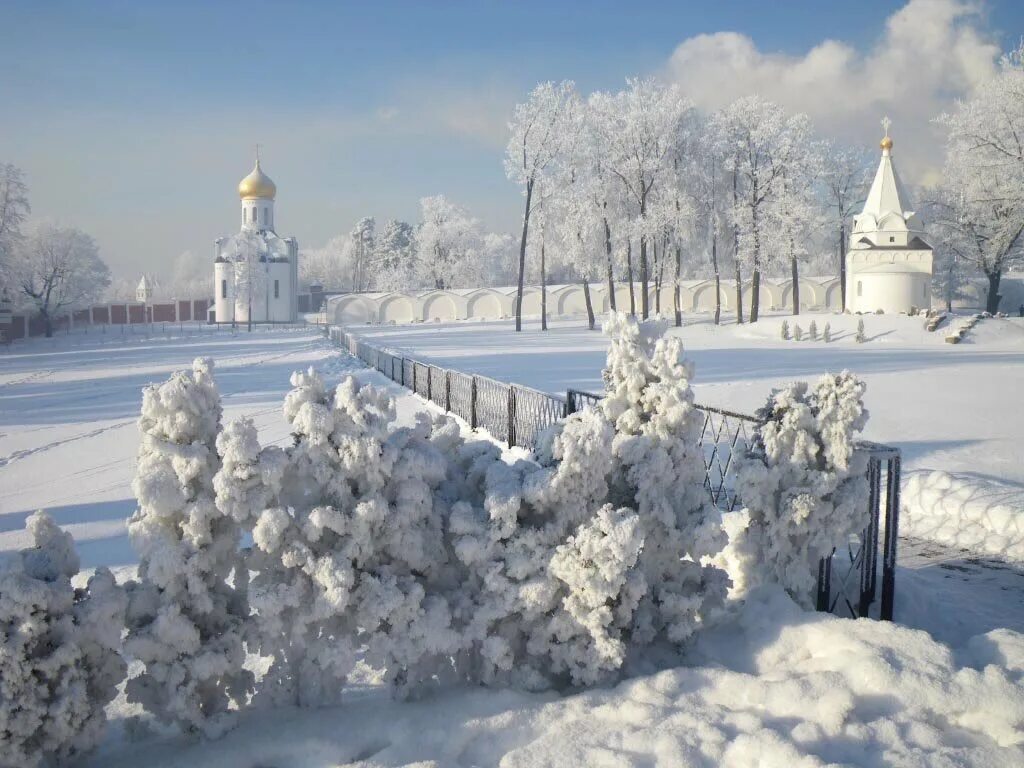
[327,277,848,326]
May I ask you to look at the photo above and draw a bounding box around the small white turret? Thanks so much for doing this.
[846,118,934,314]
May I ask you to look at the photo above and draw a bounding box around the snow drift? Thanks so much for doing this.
[86,586,1024,768]
[903,470,1024,563]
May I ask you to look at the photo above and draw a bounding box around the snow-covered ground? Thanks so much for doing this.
[2,319,1023,766]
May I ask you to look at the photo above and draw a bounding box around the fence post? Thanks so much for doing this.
[880,454,901,621]
[401,358,406,387]
[471,377,478,429]
[815,554,832,612]
[507,386,516,447]
[412,363,417,394]
[445,371,452,412]
[427,366,432,401]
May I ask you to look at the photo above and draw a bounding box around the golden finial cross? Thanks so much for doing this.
[255,143,262,163]
[881,116,891,139]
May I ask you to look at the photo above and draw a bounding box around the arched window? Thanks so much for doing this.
[274,279,280,299]
[221,279,227,299]
[857,281,863,297]
[262,207,268,224]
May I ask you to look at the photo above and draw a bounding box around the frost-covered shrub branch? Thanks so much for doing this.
[0,512,126,768]
[732,372,870,605]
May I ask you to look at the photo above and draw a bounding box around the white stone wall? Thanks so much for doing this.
[326,277,846,326]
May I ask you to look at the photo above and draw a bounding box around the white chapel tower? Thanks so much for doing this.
[213,151,299,323]
[846,119,934,314]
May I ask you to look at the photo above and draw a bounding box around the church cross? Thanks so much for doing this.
[881,116,891,139]
[255,143,262,163]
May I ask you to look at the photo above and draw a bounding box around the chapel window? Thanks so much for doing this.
[221,279,227,299]
[857,281,863,297]
[274,280,280,299]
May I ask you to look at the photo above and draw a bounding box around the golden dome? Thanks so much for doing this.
[880,136,893,151]
[238,160,276,199]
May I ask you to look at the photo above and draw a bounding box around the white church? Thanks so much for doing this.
[213,154,299,324]
[846,121,934,314]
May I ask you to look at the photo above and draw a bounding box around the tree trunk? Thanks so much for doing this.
[43,310,53,338]
[541,237,547,331]
[640,237,649,319]
[515,179,534,332]
[839,221,847,311]
[986,270,1002,313]
[582,279,595,330]
[626,240,636,316]
[750,206,762,323]
[652,239,660,314]
[732,170,743,324]
[674,242,682,327]
[735,262,744,324]
[791,246,800,316]
[711,227,721,325]
[604,217,616,311]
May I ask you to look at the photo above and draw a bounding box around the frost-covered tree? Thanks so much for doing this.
[373,219,416,290]
[0,162,30,284]
[715,97,811,322]
[125,358,252,737]
[820,147,871,311]
[856,318,865,343]
[765,122,822,316]
[793,323,803,341]
[507,81,577,331]
[414,195,484,290]
[808,320,818,341]
[590,80,690,319]
[734,373,869,605]
[10,224,110,337]
[823,322,831,343]
[780,320,790,341]
[349,217,376,292]
[300,234,354,292]
[935,44,1024,312]
[0,512,126,768]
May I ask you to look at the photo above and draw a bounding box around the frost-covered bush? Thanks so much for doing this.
[125,358,252,737]
[793,323,803,341]
[440,313,728,689]
[0,512,126,768]
[597,313,729,643]
[808,320,818,341]
[823,322,831,343]
[223,369,460,706]
[732,372,869,605]
[780,320,790,340]
[856,318,866,342]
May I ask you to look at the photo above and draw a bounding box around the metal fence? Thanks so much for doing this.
[329,326,900,621]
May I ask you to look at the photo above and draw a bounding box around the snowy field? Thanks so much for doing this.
[0,326,346,570]
[2,320,1023,766]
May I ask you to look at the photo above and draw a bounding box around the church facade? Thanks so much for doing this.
[846,124,934,314]
[213,156,299,323]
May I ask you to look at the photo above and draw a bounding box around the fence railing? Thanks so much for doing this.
[328,326,900,621]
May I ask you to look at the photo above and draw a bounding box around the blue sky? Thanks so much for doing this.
[2,0,1022,279]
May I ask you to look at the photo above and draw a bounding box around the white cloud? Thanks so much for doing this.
[662,0,1000,183]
